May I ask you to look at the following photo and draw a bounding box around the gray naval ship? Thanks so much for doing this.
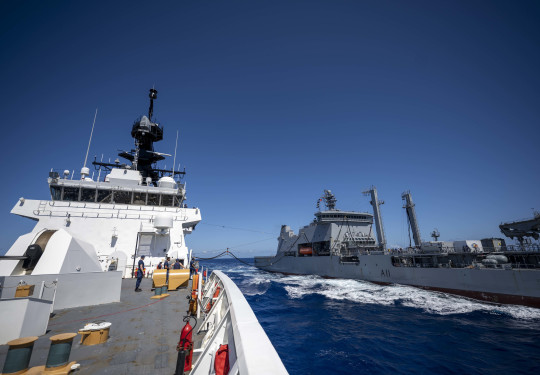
[255,189,540,308]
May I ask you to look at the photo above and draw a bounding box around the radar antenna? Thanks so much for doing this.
[91,88,186,185]
[148,88,158,121]
[431,229,440,241]
[320,190,337,210]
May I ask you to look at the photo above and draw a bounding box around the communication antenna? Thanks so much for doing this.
[81,108,98,179]
[97,154,104,182]
[322,190,337,210]
[172,130,179,176]
[148,88,158,121]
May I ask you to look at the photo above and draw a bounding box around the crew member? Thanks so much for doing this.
[173,259,182,269]
[164,256,171,282]
[135,255,145,292]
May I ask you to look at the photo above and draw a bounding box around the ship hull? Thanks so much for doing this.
[254,255,540,308]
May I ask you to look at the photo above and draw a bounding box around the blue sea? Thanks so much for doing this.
[198,258,540,375]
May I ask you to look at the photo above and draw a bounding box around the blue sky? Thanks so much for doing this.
[1,1,539,256]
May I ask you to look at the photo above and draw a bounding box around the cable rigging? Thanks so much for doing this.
[199,223,274,235]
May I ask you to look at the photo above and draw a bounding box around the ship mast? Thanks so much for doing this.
[92,88,186,185]
[363,186,386,251]
[402,191,422,247]
[318,190,337,210]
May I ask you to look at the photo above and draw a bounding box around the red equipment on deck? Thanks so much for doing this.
[178,319,194,372]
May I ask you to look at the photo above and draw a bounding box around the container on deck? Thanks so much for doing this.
[15,285,35,298]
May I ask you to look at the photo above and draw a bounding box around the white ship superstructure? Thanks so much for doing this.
[0,89,289,373]
[0,89,201,278]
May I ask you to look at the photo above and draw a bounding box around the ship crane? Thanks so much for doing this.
[499,211,540,247]
[362,186,386,251]
[402,191,422,247]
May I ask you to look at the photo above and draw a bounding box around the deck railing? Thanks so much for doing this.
[192,270,288,375]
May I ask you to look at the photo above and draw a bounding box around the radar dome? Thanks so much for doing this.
[154,212,174,229]
[158,176,177,189]
[81,167,90,179]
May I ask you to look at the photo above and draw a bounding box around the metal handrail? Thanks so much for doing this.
[192,271,288,375]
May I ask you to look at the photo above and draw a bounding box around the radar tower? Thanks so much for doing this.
[431,229,440,241]
[92,88,186,185]
[320,190,337,210]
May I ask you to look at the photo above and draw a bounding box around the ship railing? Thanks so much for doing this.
[192,270,288,374]
[342,248,385,256]
[32,200,193,221]
[503,244,540,252]
[510,263,540,269]
[45,200,192,214]
[32,210,189,221]
[390,254,540,269]
[384,245,540,254]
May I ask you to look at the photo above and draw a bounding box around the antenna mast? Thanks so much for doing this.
[172,130,179,176]
[321,190,337,210]
[81,108,98,179]
[84,109,98,168]
[431,229,440,241]
[148,88,157,121]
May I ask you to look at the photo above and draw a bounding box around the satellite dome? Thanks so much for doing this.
[154,212,174,229]
[158,176,177,189]
[81,167,90,179]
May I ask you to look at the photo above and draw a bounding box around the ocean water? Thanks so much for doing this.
[199,258,540,375]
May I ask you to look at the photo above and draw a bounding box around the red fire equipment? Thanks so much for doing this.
[176,317,194,373]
